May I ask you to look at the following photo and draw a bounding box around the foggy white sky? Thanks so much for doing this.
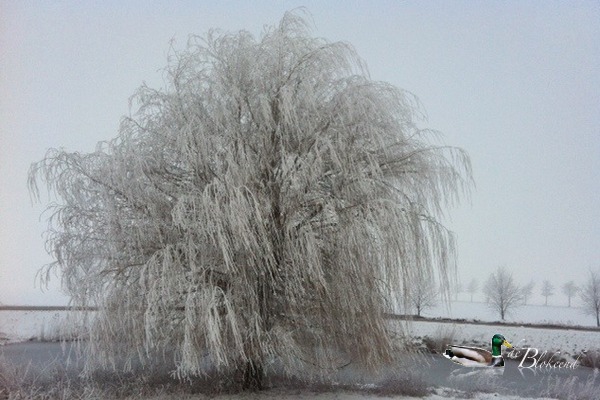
[1,1,599,306]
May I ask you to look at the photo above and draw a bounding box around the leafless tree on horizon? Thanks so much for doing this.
[580,270,600,327]
[409,275,438,317]
[541,279,554,306]
[466,278,478,302]
[562,280,579,308]
[484,266,524,320]
[519,280,535,305]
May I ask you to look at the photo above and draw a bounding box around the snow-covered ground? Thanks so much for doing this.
[2,304,598,358]
[2,302,598,345]
[406,301,600,361]
[423,300,597,327]
[404,319,599,362]
[0,310,85,344]
[168,389,557,399]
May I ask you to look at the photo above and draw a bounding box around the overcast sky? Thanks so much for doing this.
[1,1,599,306]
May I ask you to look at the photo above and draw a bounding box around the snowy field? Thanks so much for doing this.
[0,309,85,345]
[423,300,597,327]
[2,303,599,357]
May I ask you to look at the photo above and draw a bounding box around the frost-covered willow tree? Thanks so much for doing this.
[29,13,471,387]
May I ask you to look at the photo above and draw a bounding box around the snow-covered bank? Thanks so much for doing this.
[2,341,589,399]
[404,319,600,362]
[155,389,557,399]
[3,314,598,399]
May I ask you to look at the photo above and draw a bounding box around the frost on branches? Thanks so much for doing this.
[29,12,471,386]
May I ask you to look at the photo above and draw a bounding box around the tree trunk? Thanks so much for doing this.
[242,360,264,391]
[242,175,280,392]
[246,275,271,391]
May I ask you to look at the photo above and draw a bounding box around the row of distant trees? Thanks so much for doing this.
[482,266,600,326]
[461,274,580,307]
[408,266,600,327]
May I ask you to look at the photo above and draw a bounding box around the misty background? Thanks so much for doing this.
[1,0,598,307]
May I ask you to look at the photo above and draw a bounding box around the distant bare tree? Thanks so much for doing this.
[453,281,463,301]
[410,276,438,317]
[466,278,478,302]
[562,280,579,307]
[520,281,535,305]
[541,280,555,306]
[28,12,471,388]
[580,270,600,327]
[484,266,524,320]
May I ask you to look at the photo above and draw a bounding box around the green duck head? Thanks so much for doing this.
[491,334,512,357]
